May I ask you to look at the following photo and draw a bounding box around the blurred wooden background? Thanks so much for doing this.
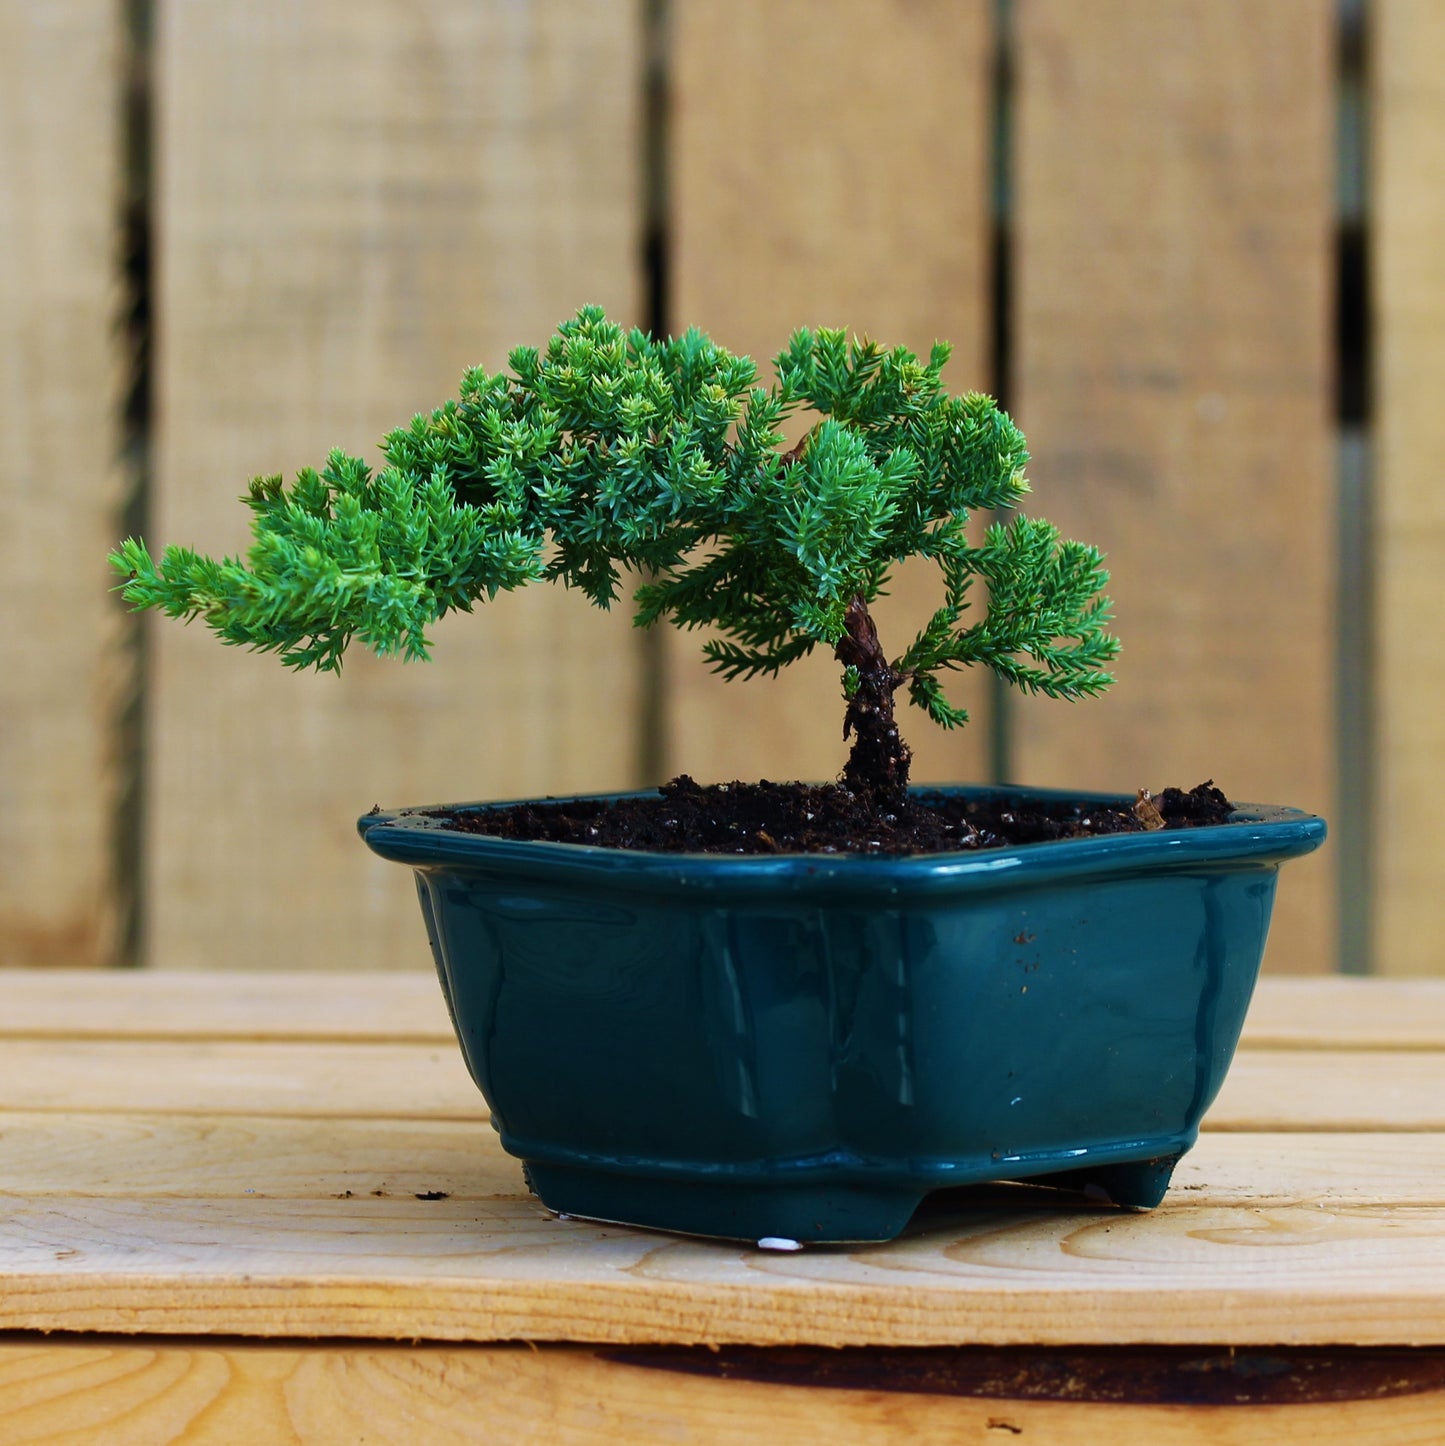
[0,0,1435,976]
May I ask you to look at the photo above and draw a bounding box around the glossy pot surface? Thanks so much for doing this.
[360,785,1325,1243]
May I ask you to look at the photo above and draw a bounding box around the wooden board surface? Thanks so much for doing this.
[2,1036,1443,1131]
[667,0,994,789]
[0,2,126,968]
[4,1114,1445,1207]
[1011,0,1336,974]
[6,971,1445,1048]
[4,975,1445,1352]
[3,1338,1445,1445]
[1239,977,1445,1050]
[5,1190,1445,1347]
[1372,1,1445,977]
[148,0,644,973]
[0,968,456,1042]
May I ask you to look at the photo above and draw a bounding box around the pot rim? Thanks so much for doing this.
[358,783,1326,900]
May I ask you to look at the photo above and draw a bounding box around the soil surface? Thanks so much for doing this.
[416,776,1234,856]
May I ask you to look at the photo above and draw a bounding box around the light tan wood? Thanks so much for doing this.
[6,1191,1445,1346]
[1241,978,1445,1050]
[4,975,1445,1351]
[9,972,1443,1048]
[668,0,994,789]
[0,1040,484,1119]
[0,1112,505,1200]
[1372,1,1445,977]
[1206,1050,1445,1132]
[3,1339,1444,1446]
[1012,1,1336,973]
[148,0,644,973]
[6,1111,1445,1208]
[6,1037,1443,1130]
[0,969,453,1042]
[0,2,126,968]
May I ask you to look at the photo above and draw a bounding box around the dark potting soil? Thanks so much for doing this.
[415,776,1234,856]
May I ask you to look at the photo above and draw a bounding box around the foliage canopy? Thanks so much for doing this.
[113,307,1117,784]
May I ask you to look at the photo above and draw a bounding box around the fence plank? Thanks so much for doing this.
[0,3,126,967]
[1012,0,1336,973]
[149,0,644,970]
[667,0,994,789]
[1372,1,1445,976]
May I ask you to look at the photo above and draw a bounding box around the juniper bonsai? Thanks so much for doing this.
[112,306,1118,803]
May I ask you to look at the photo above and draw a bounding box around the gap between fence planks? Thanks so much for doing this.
[666,0,995,789]
[2,1339,1444,1445]
[0,3,127,969]
[4,972,1443,1049]
[147,0,645,976]
[1011,0,1336,975]
[1373,1,1445,977]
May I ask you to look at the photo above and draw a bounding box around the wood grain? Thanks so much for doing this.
[0,1040,484,1120]
[3,1339,1444,1444]
[1011,0,1336,973]
[3,1037,1444,1130]
[1207,1051,1445,1131]
[667,0,994,789]
[6,1112,1445,1208]
[5,1192,1445,1346]
[0,1112,505,1200]
[148,0,644,973]
[7,972,1441,1047]
[3,975,1445,1351]
[1372,0,1445,977]
[0,969,454,1042]
[1240,978,1445,1050]
[0,2,126,968]
[8,972,1441,1046]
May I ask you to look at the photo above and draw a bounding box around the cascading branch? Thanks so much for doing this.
[113,306,1119,801]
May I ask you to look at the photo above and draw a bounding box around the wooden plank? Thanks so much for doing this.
[0,1040,484,1120]
[1206,1050,1445,1132]
[1372,1,1445,977]
[7,972,1441,1048]
[1011,0,1336,973]
[148,0,644,972]
[0,969,453,1043]
[1241,978,1445,1050]
[5,1038,1445,1129]
[5,1191,1445,1346]
[8,972,1442,1049]
[3,1340,1444,1445]
[667,0,994,789]
[0,1113,509,1201]
[6,1113,1445,1209]
[0,2,126,968]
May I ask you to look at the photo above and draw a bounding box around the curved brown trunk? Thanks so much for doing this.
[835,595,911,802]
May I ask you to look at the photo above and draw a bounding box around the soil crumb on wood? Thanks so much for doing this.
[418,777,1234,856]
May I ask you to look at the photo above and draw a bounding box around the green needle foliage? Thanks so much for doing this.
[112,306,1118,791]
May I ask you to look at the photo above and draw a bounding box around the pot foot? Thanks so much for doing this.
[524,1163,924,1244]
[1026,1151,1184,1210]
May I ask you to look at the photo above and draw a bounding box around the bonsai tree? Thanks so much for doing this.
[113,306,1117,805]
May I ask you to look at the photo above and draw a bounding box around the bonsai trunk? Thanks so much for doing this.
[836,595,911,804]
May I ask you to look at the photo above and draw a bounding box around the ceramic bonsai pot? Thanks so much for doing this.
[359,785,1324,1244]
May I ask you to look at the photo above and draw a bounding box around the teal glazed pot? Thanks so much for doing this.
[359,787,1325,1244]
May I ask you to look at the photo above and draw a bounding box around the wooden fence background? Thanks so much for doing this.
[1,0,1436,976]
